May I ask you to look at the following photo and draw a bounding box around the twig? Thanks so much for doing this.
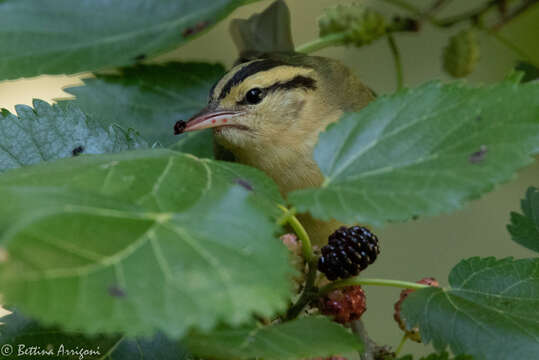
[296,33,348,54]
[374,0,536,32]
[296,16,420,55]
[395,334,408,356]
[435,0,497,27]
[381,0,442,28]
[490,0,539,31]
[487,30,539,67]
[382,0,499,28]
[351,320,378,360]
[387,34,404,90]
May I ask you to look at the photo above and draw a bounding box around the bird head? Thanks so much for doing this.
[182,57,321,150]
[181,55,372,154]
[180,54,373,170]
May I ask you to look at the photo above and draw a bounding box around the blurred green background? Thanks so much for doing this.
[1,0,538,357]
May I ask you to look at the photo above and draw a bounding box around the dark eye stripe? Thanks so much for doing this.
[236,75,317,105]
[218,59,287,100]
[265,75,317,93]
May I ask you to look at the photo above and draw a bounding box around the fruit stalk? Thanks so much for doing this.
[319,277,429,295]
[278,205,320,320]
[278,205,314,262]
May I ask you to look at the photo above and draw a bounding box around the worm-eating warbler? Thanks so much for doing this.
[179,2,374,245]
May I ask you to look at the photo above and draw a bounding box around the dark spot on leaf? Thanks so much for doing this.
[469,145,488,164]
[182,21,210,37]
[134,54,146,61]
[412,215,419,220]
[108,285,126,298]
[235,178,253,191]
[174,120,187,135]
[72,146,84,157]
[476,115,482,121]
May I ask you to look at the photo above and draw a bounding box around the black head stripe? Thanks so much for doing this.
[209,80,218,100]
[266,75,317,93]
[218,59,287,100]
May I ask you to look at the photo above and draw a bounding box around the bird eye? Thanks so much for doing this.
[244,88,264,105]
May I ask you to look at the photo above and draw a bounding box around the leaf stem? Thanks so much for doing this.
[487,30,539,67]
[434,1,497,27]
[278,205,320,320]
[319,277,429,295]
[285,263,318,320]
[277,205,313,263]
[99,336,125,358]
[491,0,539,31]
[386,34,404,90]
[395,334,408,356]
[381,0,499,28]
[296,33,348,54]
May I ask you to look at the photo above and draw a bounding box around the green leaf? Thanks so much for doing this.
[289,81,539,226]
[0,0,258,80]
[515,61,539,83]
[397,352,473,360]
[0,309,121,359]
[0,310,190,360]
[185,316,363,360]
[171,130,215,159]
[61,62,225,146]
[0,100,147,173]
[111,333,191,360]
[508,187,539,252]
[0,150,291,337]
[401,257,539,360]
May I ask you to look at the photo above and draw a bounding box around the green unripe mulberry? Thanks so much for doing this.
[319,4,386,47]
[443,29,480,78]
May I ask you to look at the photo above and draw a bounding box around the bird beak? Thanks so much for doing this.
[178,108,246,134]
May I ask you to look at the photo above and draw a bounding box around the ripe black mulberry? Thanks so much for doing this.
[318,226,380,281]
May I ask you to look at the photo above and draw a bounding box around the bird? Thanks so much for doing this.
[177,0,374,246]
